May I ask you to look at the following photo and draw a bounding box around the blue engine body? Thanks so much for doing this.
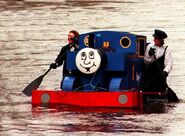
[61,31,146,91]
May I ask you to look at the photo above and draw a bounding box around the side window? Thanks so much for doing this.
[137,37,146,56]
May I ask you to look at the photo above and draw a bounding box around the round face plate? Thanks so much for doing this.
[75,48,101,74]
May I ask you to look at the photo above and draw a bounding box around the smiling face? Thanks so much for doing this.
[75,48,101,74]
[68,32,76,44]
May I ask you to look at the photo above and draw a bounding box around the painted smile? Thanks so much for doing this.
[80,62,96,72]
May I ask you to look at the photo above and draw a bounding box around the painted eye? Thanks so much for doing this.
[81,52,86,60]
[89,51,94,59]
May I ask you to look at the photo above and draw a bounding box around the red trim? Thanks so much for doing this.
[32,90,166,109]
[32,90,140,108]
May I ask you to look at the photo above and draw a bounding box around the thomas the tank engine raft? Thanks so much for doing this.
[62,31,146,92]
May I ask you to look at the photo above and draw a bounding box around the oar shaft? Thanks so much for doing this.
[153,54,179,102]
[153,54,168,87]
[43,68,52,76]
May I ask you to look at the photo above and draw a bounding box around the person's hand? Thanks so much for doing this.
[148,48,156,56]
[50,63,57,69]
[163,71,168,77]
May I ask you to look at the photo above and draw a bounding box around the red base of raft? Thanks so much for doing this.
[32,90,166,109]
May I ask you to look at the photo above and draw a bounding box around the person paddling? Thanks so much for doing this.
[140,29,172,92]
[22,30,79,96]
[50,30,79,76]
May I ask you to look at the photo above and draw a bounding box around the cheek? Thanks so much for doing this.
[91,58,96,62]
[68,39,73,44]
[154,40,160,45]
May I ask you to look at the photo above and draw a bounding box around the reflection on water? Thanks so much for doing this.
[30,105,166,134]
[0,0,185,135]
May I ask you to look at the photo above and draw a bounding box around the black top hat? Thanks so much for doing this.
[153,29,167,39]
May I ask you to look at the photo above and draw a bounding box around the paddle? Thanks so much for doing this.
[22,68,52,96]
[153,54,179,102]
[22,40,79,97]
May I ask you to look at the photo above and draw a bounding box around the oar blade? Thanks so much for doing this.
[22,75,44,96]
[167,87,179,102]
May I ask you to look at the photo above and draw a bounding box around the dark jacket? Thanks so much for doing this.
[55,44,78,76]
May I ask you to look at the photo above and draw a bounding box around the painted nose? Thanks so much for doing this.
[83,57,91,65]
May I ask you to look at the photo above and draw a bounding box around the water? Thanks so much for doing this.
[0,0,185,135]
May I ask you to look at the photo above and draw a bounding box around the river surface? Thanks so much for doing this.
[0,0,185,135]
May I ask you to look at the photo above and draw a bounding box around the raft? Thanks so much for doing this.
[29,30,170,109]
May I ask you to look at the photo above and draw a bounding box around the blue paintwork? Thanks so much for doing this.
[62,30,146,91]
[61,76,76,91]
[79,31,137,52]
[109,77,124,91]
